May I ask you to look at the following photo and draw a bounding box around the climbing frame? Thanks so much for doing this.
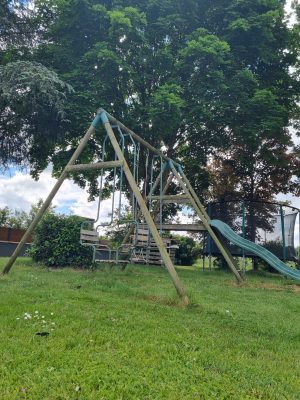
[2,108,243,305]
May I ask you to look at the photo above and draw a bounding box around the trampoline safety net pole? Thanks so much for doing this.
[242,201,246,272]
[280,205,286,262]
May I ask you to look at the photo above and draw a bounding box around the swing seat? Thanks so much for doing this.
[95,243,129,266]
[80,225,129,264]
[80,229,99,245]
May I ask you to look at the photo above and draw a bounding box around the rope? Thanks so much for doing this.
[159,156,163,236]
[144,149,149,199]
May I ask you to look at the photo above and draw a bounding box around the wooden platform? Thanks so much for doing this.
[130,228,178,265]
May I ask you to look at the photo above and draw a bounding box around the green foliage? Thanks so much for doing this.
[0,61,73,172]
[0,0,36,61]
[0,206,10,226]
[0,208,32,230]
[0,200,49,229]
[175,235,202,266]
[104,206,134,247]
[150,83,185,141]
[29,213,93,267]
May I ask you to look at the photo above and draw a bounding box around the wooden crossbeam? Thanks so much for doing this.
[66,160,123,172]
[139,223,206,232]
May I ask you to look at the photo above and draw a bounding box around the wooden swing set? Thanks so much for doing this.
[2,108,243,305]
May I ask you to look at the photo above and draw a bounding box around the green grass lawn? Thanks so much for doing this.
[1,258,300,399]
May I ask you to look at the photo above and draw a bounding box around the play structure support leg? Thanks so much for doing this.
[179,170,211,221]
[100,113,189,305]
[170,165,243,283]
[2,120,99,274]
[178,168,243,281]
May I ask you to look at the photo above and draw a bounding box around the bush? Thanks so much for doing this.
[29,213,93,267]
[175,236,202,266]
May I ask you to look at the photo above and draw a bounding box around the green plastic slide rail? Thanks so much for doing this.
[209,219,300,282]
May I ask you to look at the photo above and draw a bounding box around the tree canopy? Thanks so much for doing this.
[0,61,73,171]
[0,0,299,201]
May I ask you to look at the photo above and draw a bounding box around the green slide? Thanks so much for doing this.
[209,219,300,282]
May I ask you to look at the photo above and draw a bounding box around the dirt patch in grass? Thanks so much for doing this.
[227,280,300,293]
[288,284,300,293]
[140,294,185,308]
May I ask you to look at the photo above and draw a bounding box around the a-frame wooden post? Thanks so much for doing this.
[2,114,103,275]
[168,163,243,283]
[100,112,189,305]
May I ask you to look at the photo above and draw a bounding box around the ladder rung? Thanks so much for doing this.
[147,195,190,204]
[80,229,98,237]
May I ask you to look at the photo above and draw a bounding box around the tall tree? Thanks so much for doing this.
[0,61,73,171]
[205,0,300,202]
[1,0,299,203]
[0,2,74,172]
[0,0,36,62]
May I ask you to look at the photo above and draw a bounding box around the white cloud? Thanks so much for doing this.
[0,167,127,227]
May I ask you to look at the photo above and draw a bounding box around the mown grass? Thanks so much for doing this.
[1,258,300,399]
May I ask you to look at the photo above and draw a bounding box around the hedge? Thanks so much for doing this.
[29,213,93,267]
